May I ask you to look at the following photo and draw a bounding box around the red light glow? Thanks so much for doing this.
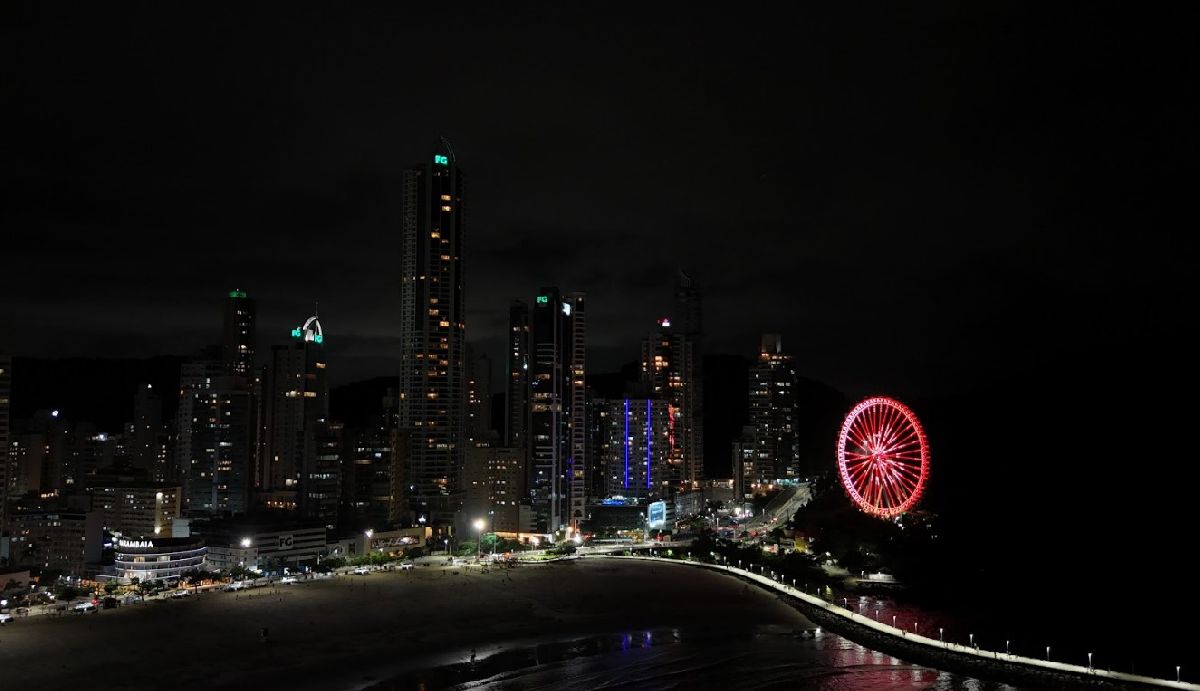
[836,396,929,518]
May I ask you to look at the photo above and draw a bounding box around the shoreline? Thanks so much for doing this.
[0,559,822,690]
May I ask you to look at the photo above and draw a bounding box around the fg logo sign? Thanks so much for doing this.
[278,535,294,549]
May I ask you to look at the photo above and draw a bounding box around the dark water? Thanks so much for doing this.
[369,626,1016,690]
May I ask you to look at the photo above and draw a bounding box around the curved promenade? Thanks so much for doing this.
[602,555,1196,691]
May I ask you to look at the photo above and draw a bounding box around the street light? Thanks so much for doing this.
[1046,646,1051,661]
[893,615,897,627]
[473,519,485,560]
[1006,640,1010,655]
[969,633,974,648]
[939,627,943,643]
[1088,653,1093,671]
[444,538,449,555]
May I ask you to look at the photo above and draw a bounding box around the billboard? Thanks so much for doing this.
[647,501,667,530]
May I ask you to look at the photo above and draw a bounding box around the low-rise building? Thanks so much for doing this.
[203,521,327,573]
[111,536,207,583]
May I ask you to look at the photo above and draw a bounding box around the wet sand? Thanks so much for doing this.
[0,559,813,690]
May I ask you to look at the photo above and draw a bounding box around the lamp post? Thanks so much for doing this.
[473,519,485,561]
[939,627,943,643]
[1046,646,1051,661]
[969,633,974,648]
[1088,653,1092,671]
[444,538,449,555]
[1006,640,1010,655]
[893,615,897,628]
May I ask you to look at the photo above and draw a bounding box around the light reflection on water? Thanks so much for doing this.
[381,626,1020,691]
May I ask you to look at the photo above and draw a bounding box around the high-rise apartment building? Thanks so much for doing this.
[746,334,799,489]
[463,445,525,535]
[465,347,494,443]
[265,315,337,523]
[640,273,704,492]
[177,361,253,516]
[91,479,182,539]
[222,289,256,378]
[673,271,704,485]
[505,301,530,449]
[0,353,10,534]
[595,398,671,503]
[398,141,467,527]
[129,383,170,479]
[346,391,400,531]
[528,288,586,536]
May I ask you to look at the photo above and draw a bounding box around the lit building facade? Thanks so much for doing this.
[399,141,467,527]
[265,315,337,524]
[505,300,530,450]
[463,445,525,534]
[177,361,253,516]
[528,288,586,536]
[7,509,103,578]
[640,273,704,493]
[222,289,256,378]
[112,536,206,583]
[92,481,182,539]
[747,334,799,488]
[595,398,670,503]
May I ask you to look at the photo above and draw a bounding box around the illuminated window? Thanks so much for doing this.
[440,205,452,212]
[440,194,451,201]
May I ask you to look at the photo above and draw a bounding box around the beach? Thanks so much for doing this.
[0,559,813,690]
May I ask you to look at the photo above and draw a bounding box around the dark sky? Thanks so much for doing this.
[3,4,1196,397]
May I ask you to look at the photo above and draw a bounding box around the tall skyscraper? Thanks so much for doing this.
[346,390,400,531]
[222,289,256,378]
[398,140,467,527]
[746,334,799,488]
[465,346,494,443]
[0,352,10,535]
[528,288,586,536]
[505,301,530,449]
[640,273,704,492]
[176,361,253,516]
[265,315,336,523]
[129,383,166,476]
[673,271,704,485]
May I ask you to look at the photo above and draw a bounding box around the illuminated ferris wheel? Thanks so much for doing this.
[836,396,930,518]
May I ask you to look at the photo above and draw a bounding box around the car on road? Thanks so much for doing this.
[398,561,414,571]
[169,589,192,599]
[74,601,97,612]
[279,576,298,584]
[0,612,14,625]
[351,567,370,575]
[223,581,249,592]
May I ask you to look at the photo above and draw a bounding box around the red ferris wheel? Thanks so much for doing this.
[836,396,930,518]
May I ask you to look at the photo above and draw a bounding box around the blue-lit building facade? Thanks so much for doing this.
[595,398,670,503]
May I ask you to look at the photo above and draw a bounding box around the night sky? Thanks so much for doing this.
[3,4,1196,401]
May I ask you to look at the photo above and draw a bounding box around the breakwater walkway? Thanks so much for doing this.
[601,555,1195,690]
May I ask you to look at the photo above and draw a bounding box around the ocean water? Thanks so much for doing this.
[373,626,1017,690]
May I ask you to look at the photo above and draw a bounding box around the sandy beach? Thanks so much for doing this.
[0,559,816,690]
